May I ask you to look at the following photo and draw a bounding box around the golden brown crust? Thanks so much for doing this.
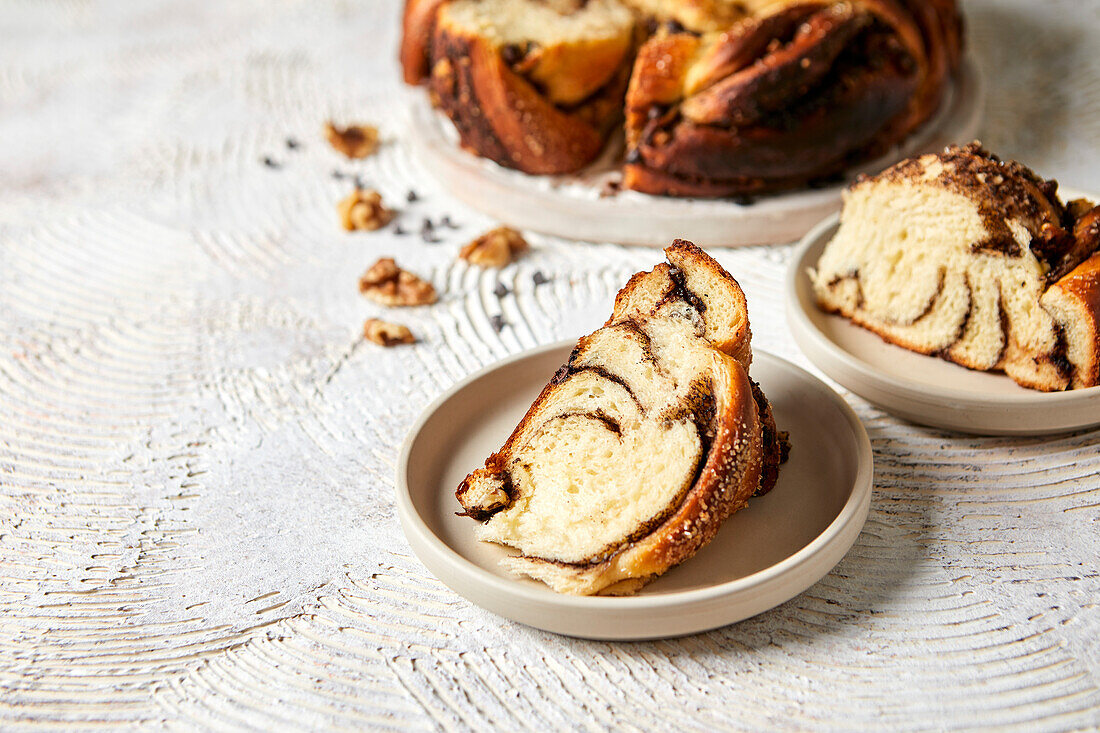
[401,0,447,84]
[430,21,609,174]
[1044,210,1100,389]
[623,0,962,196]
[625,60,915,195]
[751,379,785,496]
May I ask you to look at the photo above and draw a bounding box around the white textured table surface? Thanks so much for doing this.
[3,1,1100,729]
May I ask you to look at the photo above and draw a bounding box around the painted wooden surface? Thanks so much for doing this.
[2,0,1099,728]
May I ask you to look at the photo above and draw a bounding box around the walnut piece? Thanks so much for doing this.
[338,189,393,231]
[324,122,379,159]
[459,226,529,268]
[358,257,437,306]
[363,318,415,346]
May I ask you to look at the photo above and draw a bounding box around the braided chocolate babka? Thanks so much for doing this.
[457,241,786,595]
[812,143,1100,391]
[401,0,963,194]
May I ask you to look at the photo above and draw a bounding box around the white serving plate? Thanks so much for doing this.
[395,342,872,640]
[406,57,982,248]
[787,212,1100,435]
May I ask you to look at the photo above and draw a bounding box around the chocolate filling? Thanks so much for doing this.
[553,409,622,437]
[993,289,1009,367]
[1045,323,1074,384]
[667,265,708,316]
[557,362,643,410]
[456,471,514,521]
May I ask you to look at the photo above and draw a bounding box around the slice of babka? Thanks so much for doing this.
[812,142,1100,391]
[457,241,786,596]
[408,0,637,174]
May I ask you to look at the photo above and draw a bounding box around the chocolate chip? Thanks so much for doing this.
[354,175,367,189]
[501,42,530,66]
[440,215,459,229]
[532,271,550,286]
[286,138,300,150]
[262,156,280,168]
[332,169,346,180]
[406,189,419,203]
[490,314,506,332]
[421,218,434,232]
[393,224,407,236]
[808,172,845,189]
[493,282,510,298]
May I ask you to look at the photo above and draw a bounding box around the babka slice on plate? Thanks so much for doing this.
[457,241,786,596]
[812,142,1100,391]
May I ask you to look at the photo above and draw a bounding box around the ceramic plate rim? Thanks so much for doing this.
[395,343,873,616]
[787,204,1100,414]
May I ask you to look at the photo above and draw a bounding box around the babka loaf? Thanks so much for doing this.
[457,241,787,595]
[812,143,1100,391]
[401,0,963,194]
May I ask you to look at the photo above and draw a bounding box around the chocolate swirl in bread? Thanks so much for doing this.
[812,142,1100,391]
[457,241,786,595]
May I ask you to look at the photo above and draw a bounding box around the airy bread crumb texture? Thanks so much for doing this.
[457,240,773,595]
[812,145,1100,390]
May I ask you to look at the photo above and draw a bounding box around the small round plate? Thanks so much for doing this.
[406,57,982,248]
[787,212,1100,435]
[396,343,872,640]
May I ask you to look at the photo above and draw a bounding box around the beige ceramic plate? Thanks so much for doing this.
[395,343,872,640]
[406,57,981,248]
[788,213,1100,435]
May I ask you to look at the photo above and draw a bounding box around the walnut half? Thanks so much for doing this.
[338,189,393,231]
[460,226,529,267]
[364,319,415,346]
[324,122,379,159]
[359,258,437,306]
